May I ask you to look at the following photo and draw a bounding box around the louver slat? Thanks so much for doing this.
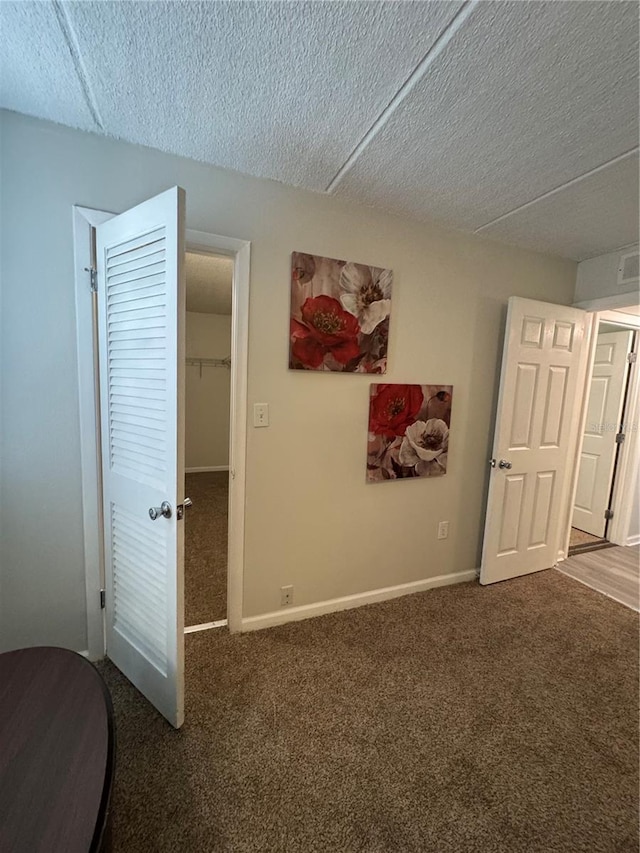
[111,503,167,674]
[105,227,167,489]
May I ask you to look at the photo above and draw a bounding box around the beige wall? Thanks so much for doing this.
[628,471,640,543]
[185,312,231,470]
[0,110,577,650]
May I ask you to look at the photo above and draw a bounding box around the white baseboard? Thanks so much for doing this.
[241,569,477,633]
[625,534,640,547]
[184,619,228,633]
[185,465,229,473]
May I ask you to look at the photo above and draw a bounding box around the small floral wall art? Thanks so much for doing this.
[367,384,453,482]
[289,252,392,373]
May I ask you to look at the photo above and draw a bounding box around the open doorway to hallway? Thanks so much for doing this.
[558,544,640,611]
[569,318,637,557]
[184,251,233,629]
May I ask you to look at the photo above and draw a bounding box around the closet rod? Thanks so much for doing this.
[186,356,231,377]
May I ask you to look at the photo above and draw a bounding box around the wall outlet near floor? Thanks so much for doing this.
[437,521,449,540]
[280,585,293,607]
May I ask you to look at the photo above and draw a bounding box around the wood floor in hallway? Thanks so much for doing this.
[557,544,640,611]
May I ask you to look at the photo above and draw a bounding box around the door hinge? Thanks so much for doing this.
[615,432,625,444]
[85,266,97,292]
[604,509,614,520]
[628,352,637,364]
[100,589,105,609]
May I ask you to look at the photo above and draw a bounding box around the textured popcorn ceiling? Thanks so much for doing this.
[186,253,233,316]
[1,0,638,260]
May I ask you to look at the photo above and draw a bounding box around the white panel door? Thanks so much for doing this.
[96,187,186,728]
[572,330,633,537]
[480,297,588,585]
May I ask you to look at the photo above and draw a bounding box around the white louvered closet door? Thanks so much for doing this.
[96,187,186,728]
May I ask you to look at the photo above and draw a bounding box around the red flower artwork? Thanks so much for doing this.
[367,383,454,483]
[368,384,423,438]
[289,252,392,372]
[290,295,361,369]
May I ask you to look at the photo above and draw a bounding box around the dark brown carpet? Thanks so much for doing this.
[570,527,605,549]
[98,571,639,853]
[185,472,228,625]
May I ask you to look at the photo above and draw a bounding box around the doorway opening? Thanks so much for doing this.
[568,315,638,557]
[184,251,233,630]
[557,306,640,612]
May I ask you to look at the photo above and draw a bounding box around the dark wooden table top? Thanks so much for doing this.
[0,647,115,853]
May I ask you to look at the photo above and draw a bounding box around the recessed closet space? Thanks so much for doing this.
[184,251,233,627]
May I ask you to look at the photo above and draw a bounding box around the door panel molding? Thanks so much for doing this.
[480,297,589,585]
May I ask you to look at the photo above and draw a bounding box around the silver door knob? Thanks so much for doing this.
[149,501,172,520]
[498,460,512,470]
[183,497,193,508]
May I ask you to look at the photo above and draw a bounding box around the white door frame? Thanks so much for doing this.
[560,306,640,559]
[73,206,250,659]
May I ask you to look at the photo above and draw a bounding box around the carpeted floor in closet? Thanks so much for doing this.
[184,471,228,625]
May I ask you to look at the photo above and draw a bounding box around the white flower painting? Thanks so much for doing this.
[367,384,453,482]
[399,419,449,477]
[339,263,393,335]
[290,252,392,373]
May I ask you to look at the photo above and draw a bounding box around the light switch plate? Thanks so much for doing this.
[253,403,269,427]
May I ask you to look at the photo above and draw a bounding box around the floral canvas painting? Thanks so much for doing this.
[367,384,453,482]
[289,252,392,373]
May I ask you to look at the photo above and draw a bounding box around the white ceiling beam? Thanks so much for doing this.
[477,152,639,260]
[474,147,640,235]
[52,0,103,130]
[324,0,478,194]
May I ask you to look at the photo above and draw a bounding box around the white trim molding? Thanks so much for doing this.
[73,205,115,661]
[184,619,228,633]
[185,465,229,474]
[186,229,250,635]
[562,307,640,556]
[594,310,640,548]
[241,570,477,633]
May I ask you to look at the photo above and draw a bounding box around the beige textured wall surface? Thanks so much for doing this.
[0,111,577,648]
[185,312,231,470]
